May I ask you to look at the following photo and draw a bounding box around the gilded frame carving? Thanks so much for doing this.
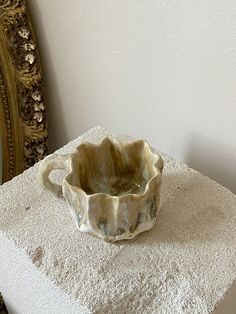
[0,0,48,183]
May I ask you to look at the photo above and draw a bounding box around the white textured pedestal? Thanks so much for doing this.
[1,127,236,314]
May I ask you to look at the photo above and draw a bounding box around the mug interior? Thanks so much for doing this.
[66,139,158,196]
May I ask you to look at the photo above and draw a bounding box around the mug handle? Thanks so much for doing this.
[38,154,72,196]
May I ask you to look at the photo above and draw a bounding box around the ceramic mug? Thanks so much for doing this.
[38,137,164,242]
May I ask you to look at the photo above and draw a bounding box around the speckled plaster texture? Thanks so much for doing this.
[0,126,236,314]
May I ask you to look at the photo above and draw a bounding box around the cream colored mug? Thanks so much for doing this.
[38,137,164,242]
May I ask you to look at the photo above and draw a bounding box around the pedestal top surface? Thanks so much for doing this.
[1,127,236,314]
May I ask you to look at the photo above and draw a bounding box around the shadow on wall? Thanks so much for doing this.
[27,1,69,152]
[185,134,236,194]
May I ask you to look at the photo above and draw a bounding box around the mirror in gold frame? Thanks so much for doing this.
[0,0,48,184]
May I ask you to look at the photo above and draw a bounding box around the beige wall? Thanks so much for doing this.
[29,0,236,193]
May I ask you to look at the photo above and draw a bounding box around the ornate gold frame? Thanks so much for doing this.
[0,0,48,183]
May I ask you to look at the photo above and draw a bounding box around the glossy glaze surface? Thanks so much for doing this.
[38,137,164,242]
